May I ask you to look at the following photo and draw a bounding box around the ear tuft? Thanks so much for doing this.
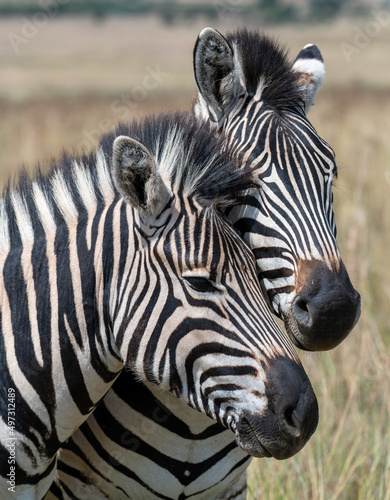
[112,136,170,219]
[292,44,325,113]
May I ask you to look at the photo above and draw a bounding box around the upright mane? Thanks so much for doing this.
[100,112,254,207]
[0,112,254,253]
[226,29,304,112]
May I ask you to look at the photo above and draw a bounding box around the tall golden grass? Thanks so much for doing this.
[247,88,390,500]
[1,15,389,500]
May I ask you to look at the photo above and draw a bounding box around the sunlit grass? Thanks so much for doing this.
[248,324,390,500]
[247,88,390,500]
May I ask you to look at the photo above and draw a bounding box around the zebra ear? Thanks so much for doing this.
[193,27,243,122]
[112,136,170,219]
[292,44,325,113]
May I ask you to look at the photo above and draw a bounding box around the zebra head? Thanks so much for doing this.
[193,28,361,352]
[108,114,318,459]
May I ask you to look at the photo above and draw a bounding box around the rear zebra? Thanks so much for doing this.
[193,28,361,351]
[0,112,318,499]
[49,29,361,500]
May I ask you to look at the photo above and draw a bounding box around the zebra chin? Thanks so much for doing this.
[229,357,319,460]
[234,404,318,460]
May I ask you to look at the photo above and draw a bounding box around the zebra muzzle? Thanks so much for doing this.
[235,357,319,460]
[288,259,361,351]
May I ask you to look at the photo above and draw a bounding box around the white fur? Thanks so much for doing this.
[293,56,325,111]
[96,148,115,203]
[51,170,78,222]
[11,192,34,245]
[292,58,325,87]
[0,200,10,255]
[32,182,56,235]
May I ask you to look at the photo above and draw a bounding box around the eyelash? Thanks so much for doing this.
[184,276,218,294]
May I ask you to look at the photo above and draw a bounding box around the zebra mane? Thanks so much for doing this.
[100,112,254,207]
[226,29,303,112]
[0,112,254,252]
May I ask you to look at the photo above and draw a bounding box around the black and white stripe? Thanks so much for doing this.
[224,104,338,310]
[0,112,317,499]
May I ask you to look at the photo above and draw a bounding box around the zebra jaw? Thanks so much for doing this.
[223,412,272,458]
[283,312,312,351]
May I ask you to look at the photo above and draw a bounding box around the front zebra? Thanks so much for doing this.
[0,113,318,499]
[50,30,361,499]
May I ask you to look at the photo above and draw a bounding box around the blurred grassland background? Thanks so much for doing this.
[0,1,389,499]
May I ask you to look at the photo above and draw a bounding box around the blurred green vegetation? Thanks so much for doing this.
[0,0,375,23]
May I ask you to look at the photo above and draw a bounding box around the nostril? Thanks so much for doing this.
[281,406,301,439]
[292,295,312,328]
[296,298,308,313]
[284,407,295,428]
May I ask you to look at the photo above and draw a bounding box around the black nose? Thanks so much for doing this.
[268,357,319,455]
[291,259,361,351]
[236,357,318,459]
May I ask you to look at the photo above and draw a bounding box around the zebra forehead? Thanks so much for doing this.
[101,112,256,208]
[226,29,303,112]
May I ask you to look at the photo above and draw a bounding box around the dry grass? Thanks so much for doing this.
[0,92,191,183]
[0,15,389,500]
[1,14,390,101]
[247,87,390,500]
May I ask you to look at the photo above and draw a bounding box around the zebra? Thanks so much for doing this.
[0,112,318,500]
[47,30,359,500]
[193,28,361,352]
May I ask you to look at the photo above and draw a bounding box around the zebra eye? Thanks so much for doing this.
[184,276,218,294]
